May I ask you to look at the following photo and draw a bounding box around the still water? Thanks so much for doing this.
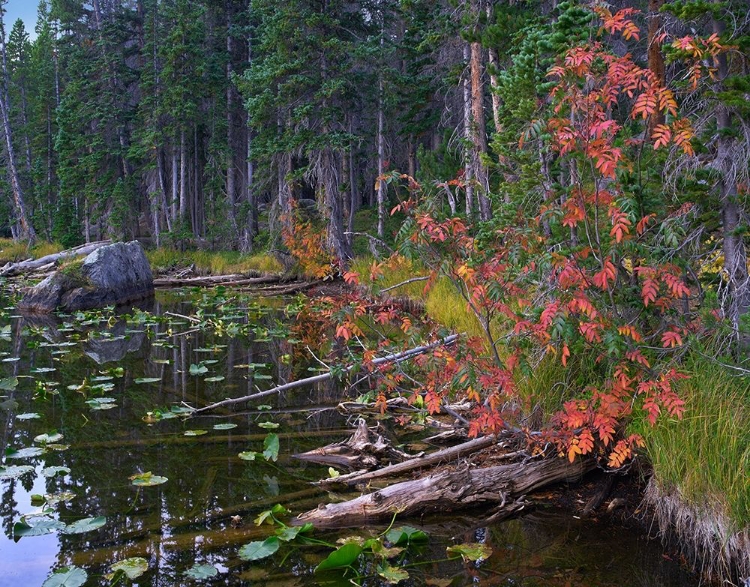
[0,289,699,586]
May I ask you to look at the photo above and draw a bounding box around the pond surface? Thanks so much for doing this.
[0,289,700,586]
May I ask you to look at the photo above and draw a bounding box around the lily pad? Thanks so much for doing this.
[13,517,66,538]
[129,471,168,486]
[238,537,280,561]
[42,566,88,587]
[46,444,70,452]
[257,421,279,429]
[446,542,492,562]
[0,376,18,390]
[204,376,225,382]
[189,363,208,375]
[385,526,429,546]
[213,423,237,430]
[6,447,46,459]
[109,557,149,580]
[263,433,279,462]
[43,466,71,478]
[34,432,64,444]
[0,465,34,480]
[238,451,257,461]
[184,430,208,436]
[63,516,107,535]
[134,377,161,384]
[184,564,219,580]
[378,565,409,584]
[16,412,41,420]
[315,543,363,572]
[44,491,76,505]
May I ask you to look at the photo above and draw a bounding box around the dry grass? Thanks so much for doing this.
[147,248,282,275]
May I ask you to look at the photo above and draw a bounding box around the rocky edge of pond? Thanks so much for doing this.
[17,241,154,313]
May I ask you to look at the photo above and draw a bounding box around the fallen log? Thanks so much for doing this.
[294,418,414,470]
[153,274,282,287]
[0,240,111,276]
[317,434,497,486]
[296,455,596,528]
[191,334,459,414]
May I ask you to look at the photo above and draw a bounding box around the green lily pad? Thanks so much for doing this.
[257,421,279,429]
[184,430,208,436]
[129,471,168,486]
[34,432,63,444]
[385,526,429,546]
[238,451,257,461]
[446,542,492,562]
[134,377,161,384]
[62,516,107,534]
[43,466,71,478]
[213,423,238,430]
[315,543,363,572]
[263,433,279,462]
[109,557,149,580]
[32,367,56,374]
[6,447,46,459]
[184,564,219,579]
[16,412,41,420]
[189,363,208,375]
[42,566,88,587]
[0,376,18,390]
[204,376,225,382]
[238,537,280,561]
[0,465,34,479]
[46,444,70,452]
[13,517,66,538]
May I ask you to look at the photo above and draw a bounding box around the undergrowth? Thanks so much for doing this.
[630,356,750,532]
[350,255,483,338]
[147,248,282,275]
[0,239,64,264]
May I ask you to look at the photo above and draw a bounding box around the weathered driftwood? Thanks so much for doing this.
[296,455,596,528]
[191,334,459,414]
[294,419,414,470]
[0,240,111,276]
[317,434,497,486]
[153,274,281,288]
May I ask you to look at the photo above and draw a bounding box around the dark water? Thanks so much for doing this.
[0,290,699,586]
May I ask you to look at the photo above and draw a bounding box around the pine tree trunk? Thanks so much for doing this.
[463,44,474,218]
[647,0,665,132]
[0,14,35,242]
[179,129,187,222]
[469,21,491,221]
[713,14,749,335]
[376,69,385,239]
[226,10,238,241]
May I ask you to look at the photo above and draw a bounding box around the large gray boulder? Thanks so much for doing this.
[18,241,154,313]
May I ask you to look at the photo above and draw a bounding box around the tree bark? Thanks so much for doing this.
[647,0,666,132]
[469,0,491,221]
[296,456,596,528]
[462,44,475,217]
[0,11,35,242]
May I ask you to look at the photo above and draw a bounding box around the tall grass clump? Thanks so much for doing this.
[350,255,484,338]
[146,248,282,275]
[0,239,64,265]
[631,356,749,581]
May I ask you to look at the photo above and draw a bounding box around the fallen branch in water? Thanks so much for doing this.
[191,334,459,414]
[316,433,498,486]
[295,454,596,528]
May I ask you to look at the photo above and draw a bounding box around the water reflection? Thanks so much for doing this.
[0,291,699,586]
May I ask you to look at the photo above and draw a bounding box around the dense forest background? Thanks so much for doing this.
[0,0,747,288]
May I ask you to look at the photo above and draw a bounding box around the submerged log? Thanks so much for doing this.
[153,274,281,287]
[0,240,111,276]
[294,419,414,470]
[296,455,596,528]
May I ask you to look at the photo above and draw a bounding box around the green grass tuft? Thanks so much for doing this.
[146,248,282,276]
[631,356,750,531]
